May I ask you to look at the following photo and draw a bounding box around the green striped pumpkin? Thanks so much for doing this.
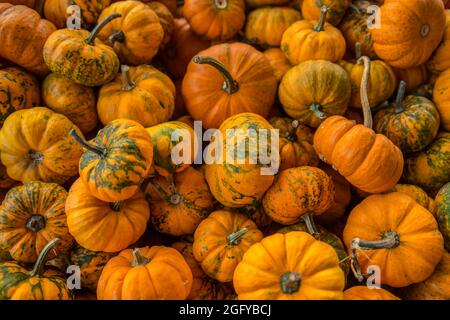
[436,183,450,251]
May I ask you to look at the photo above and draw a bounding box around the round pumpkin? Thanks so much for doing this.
[301,0,350,26]
[344,286,400,300]
[435,182,450,251]
[391,184,436,216]
[343,192,444,287]
[433,68,450,131]
[279,60,351,127]
[392,64,429,93]
[42,73,98,134]
[0,182,73,264]
[233,231,345,300]
[193,210,263,283]
[66,178,150,252]
[0,107,83,184]
[263,48,291,82]
[146,1,174,48]
[427,10,450,73]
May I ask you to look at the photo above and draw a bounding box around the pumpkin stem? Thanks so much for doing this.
[214,0,228,9]
[395,81,407,114]
[280,271,301,294]
[420,24,430,37]
[147,181,172,202]
[164,175,181,205]
[310,104,326,121]
[301,213,319,237]
[69,129,106,157]
[192,56,239,95]
[357,56,373,129]
[29,150,44,165]
[29,238,59,277]
[121,65,136,91]
[227,228,248,245]
[355,42,362,60]
[313,6,328,32]
[109,30,125,43]
[131,248,149,267]
[26,215,46,233]
[110,201,124,212]
[286,120,299,141]
[85,13,122,45]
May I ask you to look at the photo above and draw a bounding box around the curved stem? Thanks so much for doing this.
[313,6,328,32]
[357,56,373,129]
[85,13,122,45]
[109,30,125,43]
[310,104,326,120]
[355,42,362,60]
[29,238,59,277]
[192,56,239,94]
[395,81,407,114]
[280,271,301,294]
[70,129,106,157]
[214,0,228,9]
[121,65,136,91]
[227,228,248,245]
[131,248,149,267]
[26,215,46,233]
[301,213,319,237]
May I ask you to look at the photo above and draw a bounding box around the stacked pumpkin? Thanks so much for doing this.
[0,0,448,300]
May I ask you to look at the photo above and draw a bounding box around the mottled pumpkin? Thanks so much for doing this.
[98,65,175,127]
[71,119,153,202]
[245,7,301,47]
[279,60,351,127]
[0,67,40,127]
[344,286,400,300]
[301,0,350,26]
[0,107,83,184]
[370,0,446,68]
[147,1,174,48]
[42,73,97,134]
[193,210,263,282]
[43,14,120,87]
[281,6,346,65]
[0,182,73,264]
[435,183,450,250]
[392,64,429,93]
[263,48,291,82]
[0,4,56,76]
[97,246,193,300]
[182,43,277,129]
[391,184,436,216]
[433,68,450,131]
[233,232,345,300]
[66,178,150,252]
[0,239,72,300]
[427,10,450,73]
[343,192,444,287]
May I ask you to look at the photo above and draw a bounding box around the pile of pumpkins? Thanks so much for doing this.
[0,0,449,300]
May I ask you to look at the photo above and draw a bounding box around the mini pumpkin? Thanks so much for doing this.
[391,184,436,216]
[146,1,174,48]
[435,182,450,251]
[344,286,400,300]
[392,64,429,93]
[433,68,450,131]
[427,10,450,73]
[263,48,291,82]
[301,0,350,26]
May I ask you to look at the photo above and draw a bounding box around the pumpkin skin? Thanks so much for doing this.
[0,239,72,300]
[279,60,351,128]
[392,65,429,93]
[370,0,446,69]
[74,119,153,202]
[182,43,277,129]
[233,231,345,300]
[0,4,56,76]
[183,0,245,41]
[433,68,450,131]
[42,73,97,134]
[147,1,174,48]
[435,183,450,250]
[0,182,74,264]
[391,184,436,216]
[98,65,175,128]
[0,67,40,126]
[427,10,450,73]
[146,167,215,236]
[0,162,17,189]
[66,178,150,252]
[245,7,301,47]
[263,48,291,82]
[96,1,164,66]
[43,14,120,87]
[344,286,400,300]
[0,107,83,184]
[301,0,350,26]
[343,192,444,288]
[97,246,193,300]
[193,210,263,283]
[402,132,450,194]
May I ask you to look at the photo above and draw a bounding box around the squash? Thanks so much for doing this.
[0,182,73,264]
[65,178,150,252]
[301,0,350,26]
[263,48,291,82]
[0,4,56,76]
[281,6,346,65]
[42,73,98,134]
[343,192,444,287]
[146,1,174,48]
[145,167,214,236]
[233,231,345,300]
[279,60,351,128]
[435,182,450,250]
[245,7,301,47]
[433,68,450,131]
[392,65,429,93]
[370,0,446,68]
[344,286,400,300]
[0,67,40,126]
[97,246,193,300]
[193,210,263,282]
[427,10,450,73]
[182,43,277,129]
[374,81,440,153]
[70,119,153,202]
[43,13,120,87]
[0,107,83,184]
[0,239,72,300]
[314,57,404,194]
[391,184,436,216]
[97,65,175,127]
[183,0,245,41]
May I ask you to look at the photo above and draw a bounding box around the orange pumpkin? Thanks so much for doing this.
[263,48,291,82]
[391,184,436,216]
[433,68,450,131]
[146,1,174,48]
[344,286,400,300]
[427,10,450,73]
[392,64,429,93]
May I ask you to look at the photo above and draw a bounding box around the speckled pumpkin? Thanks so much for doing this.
[98,65,175,127]
[71,119,153,202]
[301,0,350,26]
[193,210,263,282]
[433,68,450,131]
[344,286,400,300]
[42,73,98,134]
[146,1,174,48]
[0,182,74,264]
[0,107,83,184]
[427,10,450,73]
[65,178,150,252]
[279,60,351,127]
[263,48,291,82]
[435,183,450,250]
[391,184,436,216]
